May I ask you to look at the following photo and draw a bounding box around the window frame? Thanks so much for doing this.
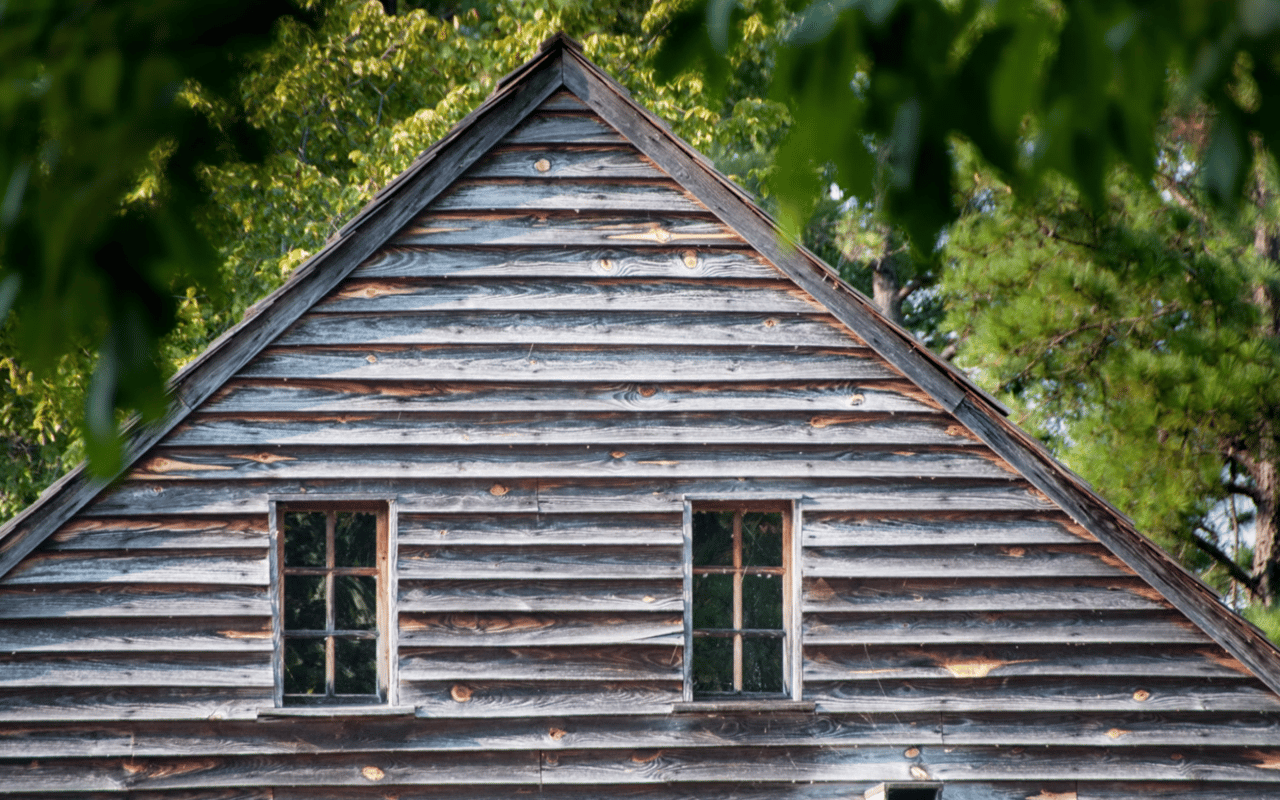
[269,497,398,707]
[682,499,802,702]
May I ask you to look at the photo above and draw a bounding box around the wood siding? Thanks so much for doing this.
[2,89,1279,800]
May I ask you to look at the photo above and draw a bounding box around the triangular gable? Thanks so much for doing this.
[4,31,1280,705]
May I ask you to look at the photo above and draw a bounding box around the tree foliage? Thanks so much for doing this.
[0,0,787,518]
[662,0,1280,611]
[0,0,308,490]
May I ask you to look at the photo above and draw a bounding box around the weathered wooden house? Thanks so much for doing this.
[3,33,1280,799]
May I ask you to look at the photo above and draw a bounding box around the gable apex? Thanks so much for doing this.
[3,30,1280,710]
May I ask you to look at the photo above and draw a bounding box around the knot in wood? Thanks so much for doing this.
[1132,689,1151,702]
[489,483,509,496]
[361,766,385,781]
[903,747,920,758]
[682,250,698,268]
[534,158,551,172]
[451,684,474,702]
[548,727,568,740]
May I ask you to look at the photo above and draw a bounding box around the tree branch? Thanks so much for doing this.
[1192,527,1261,597]
[1225,481,1263,504]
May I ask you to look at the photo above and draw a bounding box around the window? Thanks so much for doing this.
[864,783,943,800]
[685,502,799,700]
[272,502,394,706]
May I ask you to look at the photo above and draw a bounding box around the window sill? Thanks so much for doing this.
[671,700,816,714]
[257,705,417,719]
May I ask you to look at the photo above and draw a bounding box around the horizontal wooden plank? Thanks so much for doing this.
[808,676,1280,712]
[393,213,746,248]
[47,516,267,550]
[399,545,681,581]
[399,580,681,613]
[537,90,590,111]
[275,310,859,349]
[0,686,268,721]
[398,513,681,546]
[535,745,1280,785]
[0,751,540,792]
[502,112,625,143]
[1079,782,1280,799]
[803,514,1092,547]
[354,247,782,280]
[939,711,1280,748]
[0,653,270,687]
[9,712,1280,760]
[84,478,1055,517]
[0,584,268,619]
[202,380,940,415]
[399,613,682,647]
[431,179,703,212]
[165,412,965,449]
[399,645,681,682]
[805,642,1253,680]
[805,610,1207,645]
[356,246,786,282]
[0,617,271,653]
[272,786,886,800]
[87,473,1049,517]
[402,680,679,717]
[803,543,1131,579]
[240,345,896,384]
[803,577,1174,613]
[131,446,1016,483]
[465,146,667,180]
[1,550,267,585]
[0,713,935,759]
[317,278,820,314]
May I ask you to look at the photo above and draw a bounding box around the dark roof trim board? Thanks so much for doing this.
[5,32,1280,697]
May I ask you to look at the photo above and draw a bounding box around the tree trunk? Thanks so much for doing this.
[1249,220,1280,604]
[871,254,905,327]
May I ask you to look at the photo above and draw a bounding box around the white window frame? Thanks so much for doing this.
[682,498,803,701]
[269,496,398,707]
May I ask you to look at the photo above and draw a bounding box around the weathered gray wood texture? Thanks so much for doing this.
[2,42,1279,799]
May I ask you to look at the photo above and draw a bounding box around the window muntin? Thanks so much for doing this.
[276,504,390,706]
[688,504,794,698]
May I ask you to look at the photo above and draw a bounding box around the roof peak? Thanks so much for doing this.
[538,31,583,54]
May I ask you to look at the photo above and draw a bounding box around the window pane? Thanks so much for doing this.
[692,573,733,629]
[742,573,782,629]
[742,512,783,566]
[284,575,326,631]
[692,635,735,694]
[742,636,783,693]
[335,512,376,567]
[335,637,378,695]
[692,511,734,567]
[284,637,325,695]
[284,512,327,567]
[335,575,377,630]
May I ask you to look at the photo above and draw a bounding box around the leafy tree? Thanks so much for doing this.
[661,0,1280,610]
[0,0,307,496]
[0,0,787,519]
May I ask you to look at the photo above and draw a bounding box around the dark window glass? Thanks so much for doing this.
[336,575,377,630]
[284,575,326,630]
[692,635,735,695]
[281,507,382,704]
[335,638,378,694]
[742,636,783,693]
[690,506,788,697]
[284,512,326,567]
[335,512,376,567]
[284,637,325,695]
[692,511,734,566]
